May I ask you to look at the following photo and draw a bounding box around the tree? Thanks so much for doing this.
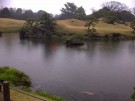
[22,10,34,19]
[39,12,56,37]
[61,2,77,19]
[9,8,16,18]
[133,8,135,15]
[60,2,86,20]
[15,8,23,19]
[85,16,99,35]
[102,1,128,12]
[36,10,46,19]
[0,7,11,18]
[130,21,135,34]
[20,12,56,39]
[75,6,86,20]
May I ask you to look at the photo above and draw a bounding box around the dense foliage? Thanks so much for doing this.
[85,16,99,35]
[130,21,135,34]
[90,1,135,24]
[20,12,56,39]
[0,67,31,86]
[0,7,46,20]
[55,2,86,20]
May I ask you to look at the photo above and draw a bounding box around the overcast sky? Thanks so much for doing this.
[0,0,135,14]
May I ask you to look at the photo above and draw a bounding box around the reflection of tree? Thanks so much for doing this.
[20,39,57,59]
[128,41,135,54]
[42,39,56,58]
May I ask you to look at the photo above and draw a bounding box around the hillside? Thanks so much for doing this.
[57,19,133,36]
[0,18,133,37]
[0,18,25,33]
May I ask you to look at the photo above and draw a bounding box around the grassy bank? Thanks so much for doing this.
[0,67,31,86]
[0,67,64,101]
[0,18,25,33]
[10,89,54,101]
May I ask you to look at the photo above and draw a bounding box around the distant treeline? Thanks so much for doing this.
[0,7,48,20]
[0,1,135,23]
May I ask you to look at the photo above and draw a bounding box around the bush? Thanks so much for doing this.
[0,67,31,86]
[37,91,64,101]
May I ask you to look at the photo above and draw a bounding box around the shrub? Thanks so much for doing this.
[0,67,31,86]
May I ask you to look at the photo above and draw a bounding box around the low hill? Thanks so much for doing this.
[0,18,25,33]
[57,19,133,36]
[0,18,133,37]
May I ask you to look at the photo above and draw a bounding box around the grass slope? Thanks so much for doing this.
[0,18,133,36]
[10,89,53,101]
[57,19,133,36]
[0,18,25,33]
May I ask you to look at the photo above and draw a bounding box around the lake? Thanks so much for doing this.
[0,33,135,101]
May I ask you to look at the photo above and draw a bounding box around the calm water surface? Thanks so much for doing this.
[0,33,135,101]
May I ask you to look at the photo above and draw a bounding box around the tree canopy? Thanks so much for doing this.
[130,21,135,34]
[59,2,86,20]
[102,1,128,12]
[90,1,135,24]
[20,12,56,39]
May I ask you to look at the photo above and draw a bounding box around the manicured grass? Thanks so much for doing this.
[0,18,25,33]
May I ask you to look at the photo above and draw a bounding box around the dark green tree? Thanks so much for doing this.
[0,7,11,18]
[85,16,99,35]
[75,6,86,20]
[20,12,56,39]
[61,2,77,19]
[15,8,23,19]
[39,12,56,37]
[133,8,135,15]
[130,21,135,34]
[60,2,86,20]
[102,1,128,12]
[22,10,34,19]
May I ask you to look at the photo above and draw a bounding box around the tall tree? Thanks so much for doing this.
[85,16,99,35]
[61,2,77,19]
[36,10,46,19]
[15,8,23,19]
[0,7,11,18]
[130,21,135,34]
[133,8,135,15]
[102,1,128,12]
[75,6,86,20]
[9,8,16,18]
[22,10,34,19]
[39,12,56,37]
[60,2,86,20]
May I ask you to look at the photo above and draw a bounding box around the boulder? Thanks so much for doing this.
[0,32,2,37]
[66,39,84,46]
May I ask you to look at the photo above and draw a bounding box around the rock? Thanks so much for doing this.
[0,32,2,37]
[66,39,84,46]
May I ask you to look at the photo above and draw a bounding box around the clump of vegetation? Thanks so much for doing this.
[20,12,56,39]
[85,16,99,36]
[131,88,135,101]
[37,91,64,101]
[130,21,135,34]
[22,87,65,101]
[0,67,31,87]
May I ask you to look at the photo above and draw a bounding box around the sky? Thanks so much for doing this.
[0,0,135,15]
